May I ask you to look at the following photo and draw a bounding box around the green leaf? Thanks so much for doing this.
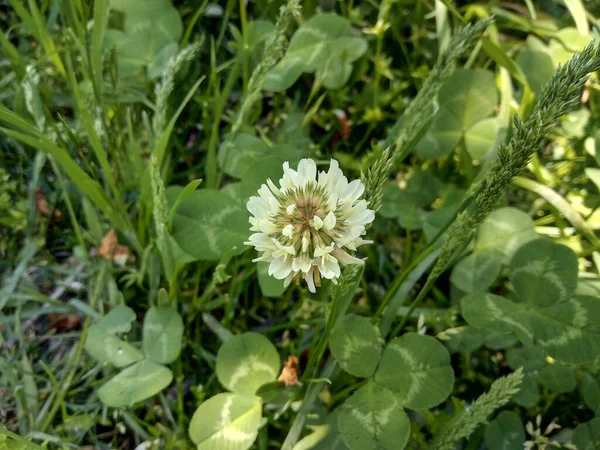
[218,134,269,179]
[189,393,262,450]
[484,411,525,450]
[450,250,501,293]
[416,69,498,158]
[237,149,306,202]
[573,418,600,450]
[464,118,499,161]
[535,364,576,393]
[375,333,454,409]
[257,262,285,297]
[216,332,280,394]
[219,134,306,186]
[516,50,555,96]
[97,359,173,407]
[142,306,183,364]
[511,374,539,407]
[476,207,537,265]
[264,14,367,91]
[337,382,410,450]
[506,346,546,373]
[509,239,578,307]
[329,315,384,378]
[583,378,600,415]
[549,28,592,66]
[446,326,485,353]
[172,189,249,260]
[85,306,144,368]
[462,293,600,364]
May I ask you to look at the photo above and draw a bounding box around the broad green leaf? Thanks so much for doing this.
[85,306,144,368]
[461,293,524,337]
[265,14,367,91]
[329,315,384,378]
[464,118,499,161]
[337,382,410,450]
[463,293,600,364]
[509,239,578,307]
[216,332,280,394]
[512,375,539,408]
[484,331,518,350]
[142,306,183,364]
[550,28,592,66]
[446,326,485,353]
[219,134,305,184]
[172,189,249,260]
[583,378,600,415]
[257,262,285,297]
[476,207,537,264]
[516,50,555,96]
[416,69,498,158]
[218,134,269,179]
[97,359,173,407]
[189,393,262,450]
[237,148,307,201]
[104,0,182,78]
[375,333,454,409]
[573,418,600,450]
[535,364,576,393]
[381,173,443,228]
[506,346,546,373]
[485,411,525,450]
[450,250,501,293]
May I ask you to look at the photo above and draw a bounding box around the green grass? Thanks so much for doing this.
[1,0,600,449]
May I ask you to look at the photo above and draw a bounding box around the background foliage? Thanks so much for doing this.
[2,0,600,449]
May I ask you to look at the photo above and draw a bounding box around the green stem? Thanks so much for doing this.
[239,0,249,92]
[281,360,337,450]
[302,294,340,381]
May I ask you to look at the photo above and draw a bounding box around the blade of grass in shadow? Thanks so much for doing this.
[0,124,133,244]
[64,54,121,203]
[91,0,109,103]
[9,0,66,77]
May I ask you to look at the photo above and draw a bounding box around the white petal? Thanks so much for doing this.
[305,159,317,183]
[304,269,316,293]
[259,219,279,234]
[283,272,295,287]
[292,255,312,273]
[312,215,324,230]
[272,238,296,255]
[269,256,293,279]
[246,196,270,218]
[282,224,295,238]
[267,178,281,196]
[323,211,336,230]
[346,208,375,226]
[327,192,339,212]
[286,204,297,215]
[314,243,335,257]
[332,247,364,265]
[302,235,310,253]
[341,179,365,204]
[246,233,273,249]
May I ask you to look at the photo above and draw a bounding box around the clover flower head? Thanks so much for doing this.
[245,158,375,293]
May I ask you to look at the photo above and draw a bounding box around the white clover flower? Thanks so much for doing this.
[245,158,375,293]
